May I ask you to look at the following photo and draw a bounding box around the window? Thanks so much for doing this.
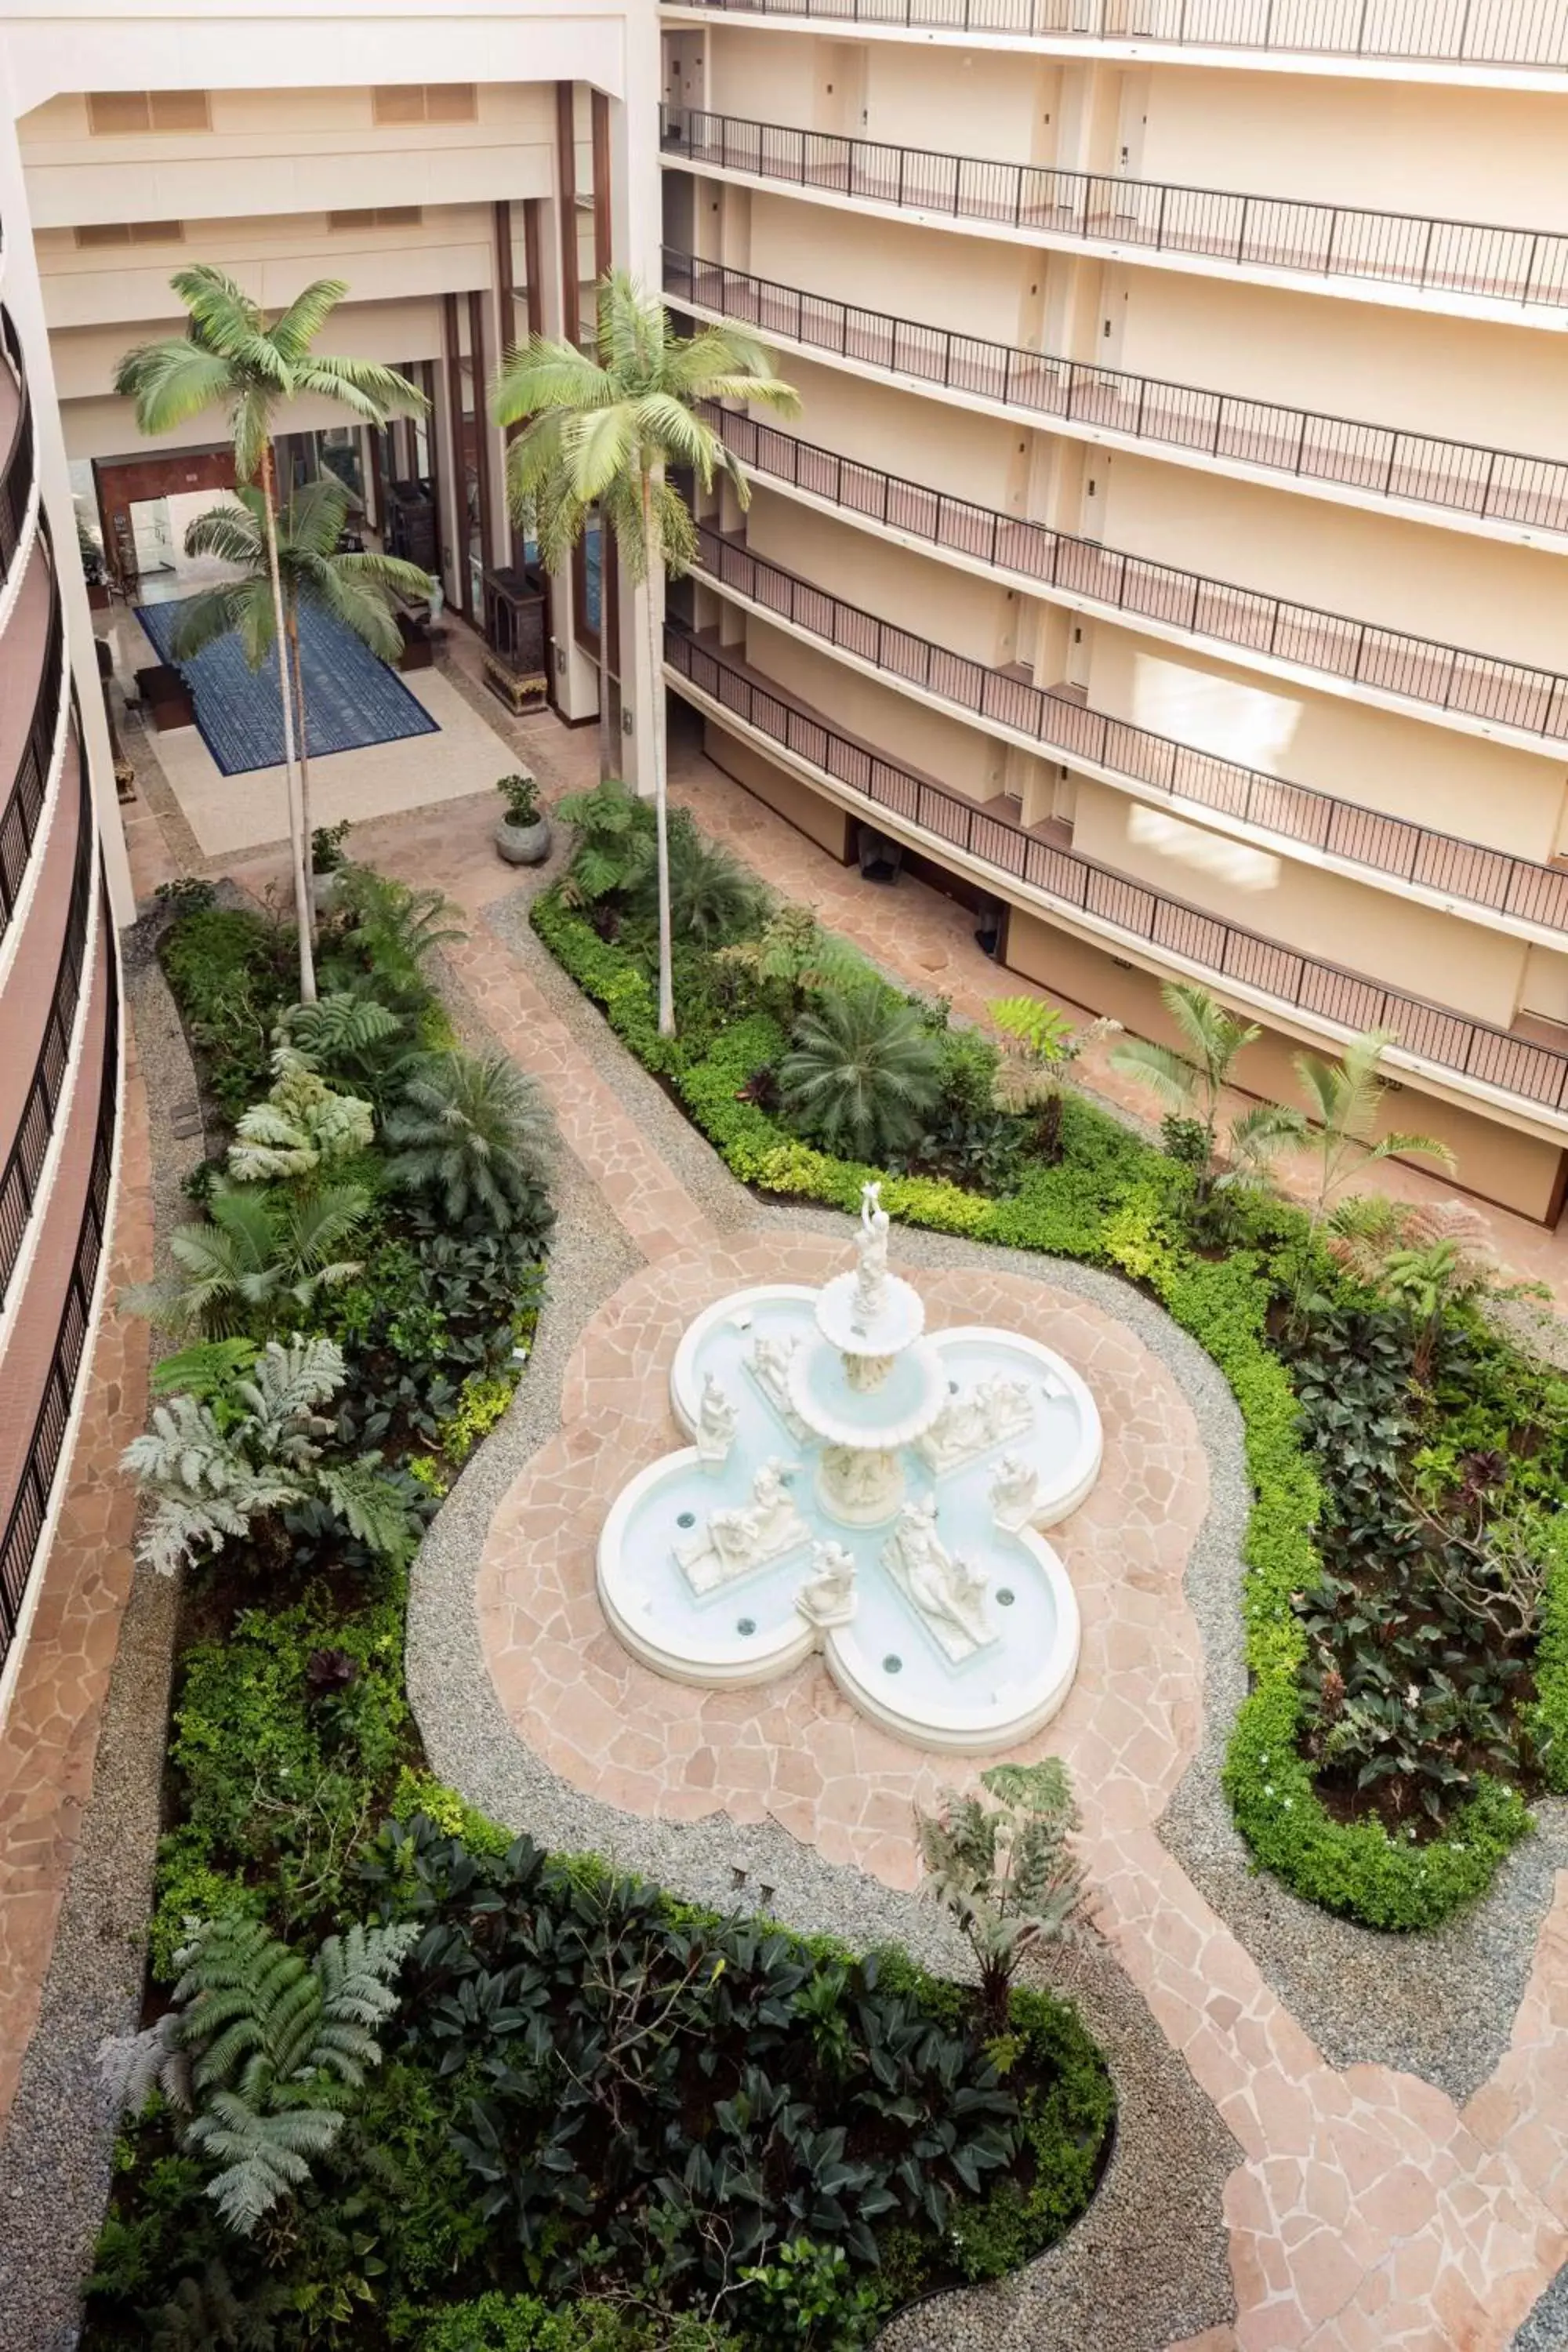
[328,206,424,230]
[371,84,475,124]
[74,220,185,248]
[87,89,209,134]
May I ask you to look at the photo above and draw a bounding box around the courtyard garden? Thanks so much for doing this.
[84,865,1114,2350]
[532,779,1568,1936]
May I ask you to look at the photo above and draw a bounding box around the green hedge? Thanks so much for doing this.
[532,890,1550,1932]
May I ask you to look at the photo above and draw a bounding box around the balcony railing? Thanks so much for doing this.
[706,403,1568,742]
[0,310,34,588]
[664,107,1568,312]
[660,0,1568,72]
[664,248,1568,536]
[666,624,1568,1113]
[0,907,118,1682]
[688,520,1568,932]
[0,565,64,946]
[0,743,95,1312]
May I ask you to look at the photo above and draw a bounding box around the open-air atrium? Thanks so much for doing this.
[5,3,1568,2347]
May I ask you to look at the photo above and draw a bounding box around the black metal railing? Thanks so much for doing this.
[664,248,1568,535]
[706,403,1568,742]
[0,742,96,1312]
[0,310,34,586]
[0,908,118,1680]
[1,564,66,946]
[688,520,1568,930]
[662,0,1568,71]
[664,107,1568,310]
[665,625,1568,1112]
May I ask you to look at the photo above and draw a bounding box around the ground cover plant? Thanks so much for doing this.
[86,864,1112,2350]
[532,787,1568,1934]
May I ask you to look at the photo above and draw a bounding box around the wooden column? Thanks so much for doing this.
[591,88,619,691]
[591,89,612,281]
[440,293,468,619]
[467,287,495,582]
[522,199,544,338]
[554,81,580,347]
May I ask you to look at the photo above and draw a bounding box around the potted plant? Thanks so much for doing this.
[311,820,351,913]
[78,512,111,612]
[494,770,550,866]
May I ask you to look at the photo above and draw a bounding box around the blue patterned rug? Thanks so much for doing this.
[135,596,441,778]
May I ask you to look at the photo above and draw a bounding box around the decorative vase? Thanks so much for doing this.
[495,814,551,866]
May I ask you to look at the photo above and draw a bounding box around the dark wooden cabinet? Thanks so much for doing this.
[481,564,549,713]
[385,478,438,571]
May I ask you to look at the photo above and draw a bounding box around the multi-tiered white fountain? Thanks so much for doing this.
[597,1185,1101,1751]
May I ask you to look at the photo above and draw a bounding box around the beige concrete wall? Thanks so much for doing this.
[706,29,825,124]
[1003,904,1567,1221]
[743,488,1018,671]
[18,82,556,228]
[1070,771,1530,1025]
[1084,622,1566,864]
[1093,445,1568,680]
[702,717,855,858]
[747,354,1022,514]
[746,188,1038,350]
[742,613,1005,800]
[1138,67,1568,230]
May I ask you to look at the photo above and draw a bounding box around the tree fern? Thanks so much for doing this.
[316,1458,419,1566]
[101,1913,417,2236]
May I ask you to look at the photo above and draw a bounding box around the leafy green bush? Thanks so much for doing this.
[159,906,295,1121]
[401,2295,739,2352]
[531,887,1542,1931]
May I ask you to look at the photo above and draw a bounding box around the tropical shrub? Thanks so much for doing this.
[915,1761,1085,2023]
[779,988,944,1161]
[160,903,296,1120]
[122,1182,374,1341]
[383,1051,554,1233]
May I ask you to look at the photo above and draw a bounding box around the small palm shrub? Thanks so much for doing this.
[100,1911,416,2233]
[384,1050,554,1232]
[122,1181,373,1341]
[665,824,770,948]
[914,1761,1086,2024]
[323,867,466,1014]
[779,987,943,1160]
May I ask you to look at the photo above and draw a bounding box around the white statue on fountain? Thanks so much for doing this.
[676,1455,810,1594]
[918,1372,1034,1475]
[881,1494,996,1661]
[851,1181,891,1330]
[989,1453,1040,1534]
[747,1330,809,1439]
[695,1374,738,1471]
[796,1538,858,1629]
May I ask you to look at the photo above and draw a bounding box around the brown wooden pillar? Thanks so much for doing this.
[555,82,580,347]
[440,292,468,619]
[467,288,495,583]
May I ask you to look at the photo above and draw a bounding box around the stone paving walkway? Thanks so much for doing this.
[100,677,1568,2346]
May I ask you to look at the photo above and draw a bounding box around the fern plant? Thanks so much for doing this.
[779,987,943,1160]
[913,1760,1086,2023]
[100,1912,417,2234]
[557,777,657,910]
[715,902,871,1017]
[122,1181,372,1339]
[226,1050,375,1186]
[324,866,466,1013]
[122,1336,419,1575]
[383,1049,554,1232]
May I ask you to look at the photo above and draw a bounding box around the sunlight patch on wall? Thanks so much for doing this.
[1128,649,1302,775]
[1129,804,1281,895]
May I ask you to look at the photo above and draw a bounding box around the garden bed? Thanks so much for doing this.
[82,873,1114,2352]
[528,788,1568,1935]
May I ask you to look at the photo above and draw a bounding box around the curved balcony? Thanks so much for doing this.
[666,624,1568,1119]
[0,733,93,1312]
[0,539,65,946]
[664,248,1568,542]
[661,0,1568,74]
[665,107,1568,320]
[688,520,1568,937]
[0,311,36,602]
[0,902,118,1681]
[706,405,1568,749]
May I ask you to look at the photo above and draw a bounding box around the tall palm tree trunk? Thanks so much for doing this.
[640,473,674,1038]
[259,441,316,1001]
[597,515,617,784]
[285,601,316,942]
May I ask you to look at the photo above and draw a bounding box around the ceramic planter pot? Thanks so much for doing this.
[312,869,342,916]
[495,814,551,866]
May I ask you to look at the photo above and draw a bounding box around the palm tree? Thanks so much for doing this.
[492,270,800,1038]
[1290,1028,1454,1312]
[1110,981,1261,1193]
[173,477,433,907]
[114,267,426,1000]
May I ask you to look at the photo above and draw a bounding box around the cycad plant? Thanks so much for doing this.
[667,824,770,949]
[383,1049,554,1232]
[172,478,434,900]
[779,987,944,1161]
[122,1182,372,1340]
[1109,980,1259,1195]
[492,270,800,1037]
[913,1760,1085,2025]
[114,268,426,1000]
[100,1911,417,2233]
[121,1335,419,1577]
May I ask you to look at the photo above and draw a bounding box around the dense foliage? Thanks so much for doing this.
[88,872,1112,2349]
[532,840,1568,1934]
